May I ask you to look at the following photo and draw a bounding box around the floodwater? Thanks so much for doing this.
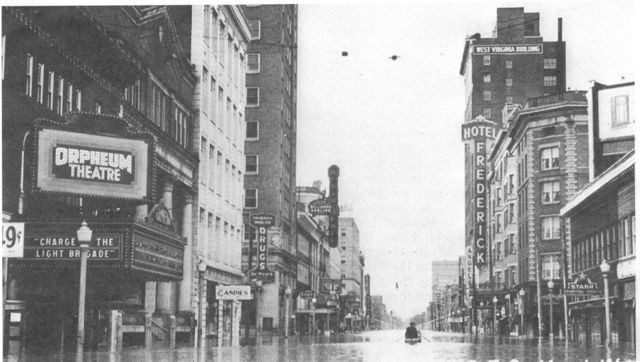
[13,330,638,362]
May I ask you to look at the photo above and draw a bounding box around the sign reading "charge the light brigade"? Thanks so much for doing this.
[23,233,123,260]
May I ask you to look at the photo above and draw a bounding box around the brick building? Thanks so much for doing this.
[459,7,567,335]
[506,91,589,337]
[3,6,198,354]
[241,4,298,336]
[561,81,635,350]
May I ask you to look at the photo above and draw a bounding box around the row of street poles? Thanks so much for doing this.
[483,259,612,344]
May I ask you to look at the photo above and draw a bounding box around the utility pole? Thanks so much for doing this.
[535,236,543,339]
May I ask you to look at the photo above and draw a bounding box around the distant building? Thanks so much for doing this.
[432,260,459,289]
[339,217,365,329]
[561,81,635,350]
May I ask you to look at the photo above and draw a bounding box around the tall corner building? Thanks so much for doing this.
[189,5,250,345]
[460,8,566,307]
[241,4,298,336]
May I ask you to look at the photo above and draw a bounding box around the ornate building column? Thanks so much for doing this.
[178,193,194,312]
[156,179,174,314]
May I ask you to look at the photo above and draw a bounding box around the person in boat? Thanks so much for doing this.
[405,322,419,339]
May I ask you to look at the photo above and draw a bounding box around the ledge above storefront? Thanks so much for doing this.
[10,218,185,281]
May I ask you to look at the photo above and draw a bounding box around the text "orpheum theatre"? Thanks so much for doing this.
[53,145,134,184]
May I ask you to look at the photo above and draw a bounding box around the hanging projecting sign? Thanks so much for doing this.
[565,273,601,295]
[472,44,543,55]
[216,285,252,300]
[250,213,275,283]
[461,116,497,267]
[308,198,333,215]
[36,128,151,200]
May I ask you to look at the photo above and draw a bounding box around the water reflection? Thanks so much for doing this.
[15,330,636,362]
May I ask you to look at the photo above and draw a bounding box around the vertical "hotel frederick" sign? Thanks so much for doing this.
[461,116,497,267]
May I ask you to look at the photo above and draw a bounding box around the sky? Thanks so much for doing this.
[294,0,638,320]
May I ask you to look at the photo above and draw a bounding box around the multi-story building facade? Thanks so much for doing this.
[3,6,197,354]
[506,91,589,337]
[484,106,520,335]
[561,81,635,350]
[189,5,250,346]
[241,4,298,336]
[429,260,461,332]
[459,7,566,335]
[339,217,365,328]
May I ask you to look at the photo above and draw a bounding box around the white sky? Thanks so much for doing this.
[295,0,638,319]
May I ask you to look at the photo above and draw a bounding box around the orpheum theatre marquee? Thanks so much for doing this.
[15,114,185,281]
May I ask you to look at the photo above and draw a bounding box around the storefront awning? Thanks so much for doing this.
[296,308,334,314]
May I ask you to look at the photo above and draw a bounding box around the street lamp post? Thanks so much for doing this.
[547,280,554,339]
[311,297,317,335]
[519,288,526,337]
[505,294,510,336]
[284,287,292,337]
[197,260,207,348]
[600,259,611,348]
[492,296,498,336]
[76,220,93,358]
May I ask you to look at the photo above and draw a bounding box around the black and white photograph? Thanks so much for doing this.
[1,1,637,361]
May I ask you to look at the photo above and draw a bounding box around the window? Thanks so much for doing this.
[483,107,492,119]
[541,181,560,204]
[247,53,260,73]
[245,188,257,208]
[611,95,630,126]
[46,71,55,110]
[483,73,491,83]
[509,175,514,194]
[94,101,102,114]
[495,242,502,260]
[544,76,557,87]
[74,89,82,111]
[483,90,491,101]
[509,234,516,254]
[495,271,502,287]
[542,216,561,240]
[505,60,512,69]
[248,20,261,40]
[36,63,44,103]
[483,55,490,66]
[246,155,258,174]
[506,78,513,87]
[246,87,259,106]
[246,121,259,140]
[64,83,73,113]
[506,96,513,104]
[542,254,561,279]
[508,203,514,224]
[202,67,209,112]
[543,58,557,69]
[56,76,64,115]
[540,147,559,170]
[25,54,33,97]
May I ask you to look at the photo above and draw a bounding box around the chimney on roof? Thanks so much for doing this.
[558,18,563,42]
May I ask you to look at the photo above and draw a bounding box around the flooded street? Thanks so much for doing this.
[17,330,636,362]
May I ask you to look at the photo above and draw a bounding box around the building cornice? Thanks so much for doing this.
[561,150,634,216]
